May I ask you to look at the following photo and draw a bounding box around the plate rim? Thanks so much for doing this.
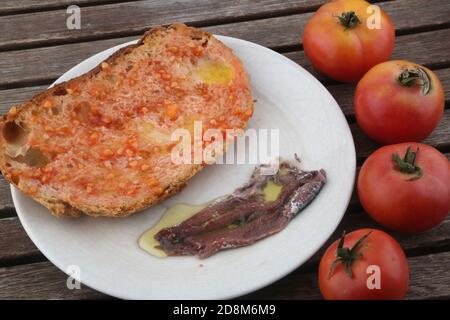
[12,35,356,300]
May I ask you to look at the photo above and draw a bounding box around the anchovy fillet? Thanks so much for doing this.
[155,162,326,258]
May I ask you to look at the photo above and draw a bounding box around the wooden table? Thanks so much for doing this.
[0,0,449,300]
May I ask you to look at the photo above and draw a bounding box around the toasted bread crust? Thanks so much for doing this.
[0,24,253,217]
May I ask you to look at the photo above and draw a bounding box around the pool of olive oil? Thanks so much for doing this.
[263,180,283,202]
[138,204,206,258]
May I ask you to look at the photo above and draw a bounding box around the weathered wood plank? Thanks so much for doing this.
[406,253,450,300]
[1,0,449,87]
[0,0,326,50]
[0,261,108,299]
[0,85,48,114]
[245,251,450,299]
[0,0,123,15]
[0,176,13,212]
[0,217,41,263]
[0,36,136,88]
[2,250,449,299]
[386,0,450,33]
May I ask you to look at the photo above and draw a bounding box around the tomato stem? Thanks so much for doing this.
[392,146,423,180]
[398,67,431,95]
[337,11,361,28]
[328,231,371,279]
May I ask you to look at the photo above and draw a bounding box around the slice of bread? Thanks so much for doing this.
[0,23,254,217]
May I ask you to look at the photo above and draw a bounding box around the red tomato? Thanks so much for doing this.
[355,60,445,144]
[358,143,450,233]
[302,0,394,83]
[319,229,409,300]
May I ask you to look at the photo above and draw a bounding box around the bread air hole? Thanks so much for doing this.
[13,147,48,168]
[53,87,67,96]
[51,107,60,115]
[3,121,28,144]
[10,173,20,185]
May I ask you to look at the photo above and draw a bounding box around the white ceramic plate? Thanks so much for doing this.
[12,36,355,300]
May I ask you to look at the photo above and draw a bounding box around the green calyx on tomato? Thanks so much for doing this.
[328,231,371,279]
[392,146,423,180]
[337,11,361,28]
[397,67,431,95]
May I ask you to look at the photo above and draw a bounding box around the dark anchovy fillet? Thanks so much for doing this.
[155,161,326,258]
